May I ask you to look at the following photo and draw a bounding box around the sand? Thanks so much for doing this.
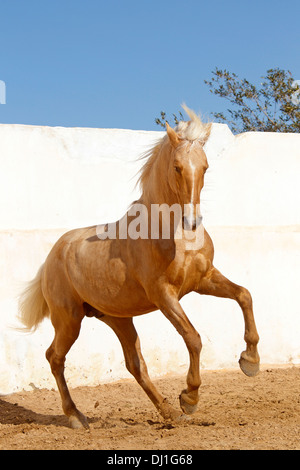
[0,365,299,450]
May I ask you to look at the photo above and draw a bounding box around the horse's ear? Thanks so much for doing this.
[201,123,212,145]
[166,122,181,148]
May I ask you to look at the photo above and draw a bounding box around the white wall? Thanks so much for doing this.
[0,123,299,394]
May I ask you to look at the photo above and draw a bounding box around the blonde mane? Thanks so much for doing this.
[138,105,212,196]
[176,104,212,143]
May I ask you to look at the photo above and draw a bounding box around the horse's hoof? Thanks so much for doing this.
[160,399,182,421]
[179,393,198,415]
[69,412,89,430]
[239,356,260,377]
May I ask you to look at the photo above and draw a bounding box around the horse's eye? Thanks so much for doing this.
[174,166,181,174]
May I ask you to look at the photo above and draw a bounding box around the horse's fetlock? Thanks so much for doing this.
[245,331,260,347]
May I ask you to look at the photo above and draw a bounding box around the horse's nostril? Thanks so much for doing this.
[182,216,197,231]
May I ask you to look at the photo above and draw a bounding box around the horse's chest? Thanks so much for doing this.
[167,251,209,292]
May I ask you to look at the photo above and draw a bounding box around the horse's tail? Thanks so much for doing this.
[18,264,49,332]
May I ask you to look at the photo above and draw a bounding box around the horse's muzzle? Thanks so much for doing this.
[182,215,203,231]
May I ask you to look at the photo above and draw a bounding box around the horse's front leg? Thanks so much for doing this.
[153,287,202,415]
[198,266,260,376]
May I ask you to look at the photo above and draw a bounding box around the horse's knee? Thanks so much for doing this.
[236,287,252,309]
[194,332,202,353]
[186,330,202,355]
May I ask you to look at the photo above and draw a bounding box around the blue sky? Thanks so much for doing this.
[0,0,299,130]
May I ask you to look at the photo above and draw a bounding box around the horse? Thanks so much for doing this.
[18,105,260,429]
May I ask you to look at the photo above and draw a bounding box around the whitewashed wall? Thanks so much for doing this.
[0,123,299,394]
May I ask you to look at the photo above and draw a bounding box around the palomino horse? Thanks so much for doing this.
[19,106,260,429]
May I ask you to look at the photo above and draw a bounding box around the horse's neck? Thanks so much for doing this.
[137,146,181,242]
[141,175,178,207]
[136,191,180,244]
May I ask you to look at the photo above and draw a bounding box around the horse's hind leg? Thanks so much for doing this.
[46,307,88,429]
[100,315,181,421]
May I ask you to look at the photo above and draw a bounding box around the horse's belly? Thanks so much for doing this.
[87,281,157,317]
[70,251,156,316]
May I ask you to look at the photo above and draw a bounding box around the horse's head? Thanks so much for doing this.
[165,108,211,231]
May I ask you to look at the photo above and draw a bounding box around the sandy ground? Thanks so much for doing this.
[0,365,299,450]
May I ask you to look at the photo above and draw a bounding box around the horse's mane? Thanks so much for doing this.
[138,105,212,195]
